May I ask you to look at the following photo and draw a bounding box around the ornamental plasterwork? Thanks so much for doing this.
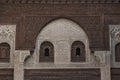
[110,26,120,41]
[0,25,16,41]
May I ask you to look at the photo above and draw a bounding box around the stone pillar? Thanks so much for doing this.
[14,50,30,80]
[94,51,111,80]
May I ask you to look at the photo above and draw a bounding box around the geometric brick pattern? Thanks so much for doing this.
[25,69,100,80]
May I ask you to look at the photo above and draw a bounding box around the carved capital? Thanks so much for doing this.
[94,51,110,66]
[15,50,30,63]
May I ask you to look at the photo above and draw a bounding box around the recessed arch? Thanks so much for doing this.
[35,18,90,63]
[0,42,10,62]
[71,41,86,62]
[39,41,54,62]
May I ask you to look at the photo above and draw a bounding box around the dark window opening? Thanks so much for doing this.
[71,41,85,62]
[44,48,49,56]
[0,43,10,62]
[115,43,120,62]
[76,47,81,56]
[39,41,54,62]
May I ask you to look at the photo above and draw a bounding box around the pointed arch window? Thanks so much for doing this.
[39,41,54,62]
[71,41,85,62]
[115,43,120,62]
[0,43,10,62]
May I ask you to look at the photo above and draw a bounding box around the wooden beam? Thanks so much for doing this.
[0,0,120,4]
[100,0,106,3]
[81,0,86,3]
[114,0,119,3]
[87,0,93,3]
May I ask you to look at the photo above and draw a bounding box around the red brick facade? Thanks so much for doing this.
[24,69,100,80]
[0,3,120,51]
[0,1,120,80]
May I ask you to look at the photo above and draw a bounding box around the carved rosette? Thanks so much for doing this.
[110,26,120,41]
[0,25,16,41]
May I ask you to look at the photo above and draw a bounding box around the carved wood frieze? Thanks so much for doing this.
[24,69,100,80]
[0,0,120,4]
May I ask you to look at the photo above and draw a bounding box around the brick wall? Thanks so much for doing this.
[24,69,100,80]
[0,69,13,80]
[0,3,120,51]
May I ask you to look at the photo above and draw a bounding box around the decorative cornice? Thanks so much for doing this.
[0,0,120,4]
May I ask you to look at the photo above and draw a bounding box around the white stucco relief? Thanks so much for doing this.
[0,27,15,40]
[0,25,16,42]
[0,25,16,68]
[24,18,102,69]
[109,25,120,67]
[110,26,120,41]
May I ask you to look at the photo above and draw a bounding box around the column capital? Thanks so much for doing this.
[15,50,30,63]
[94,51,111,66]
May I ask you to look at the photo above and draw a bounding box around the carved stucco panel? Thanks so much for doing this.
[110,25,120,42]
[109,25,120,67]
[0,25,16,68]
[0,25,16,42]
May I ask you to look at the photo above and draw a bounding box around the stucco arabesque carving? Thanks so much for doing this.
[0,26,15,40]
[111,27,120,41]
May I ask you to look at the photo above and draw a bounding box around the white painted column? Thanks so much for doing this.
[14,50,30,80]
[95,51,111,80]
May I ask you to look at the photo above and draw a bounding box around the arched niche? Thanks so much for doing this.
[39,41,54,62]
[71,41,86,62]
[0,43,10,62]
[33,18,90,64]
[115,43,120,62]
